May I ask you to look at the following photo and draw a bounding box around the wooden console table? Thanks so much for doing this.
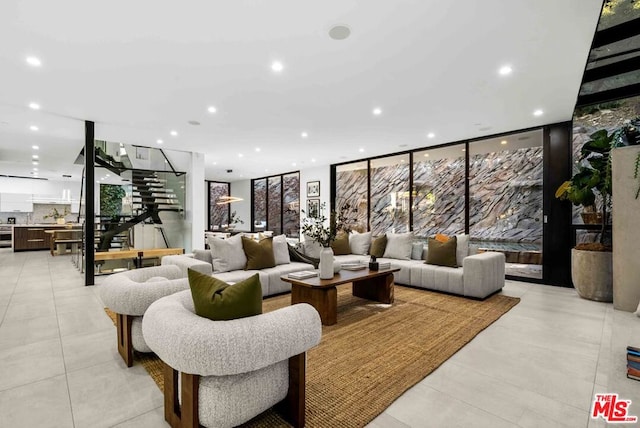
[95,247,184,269]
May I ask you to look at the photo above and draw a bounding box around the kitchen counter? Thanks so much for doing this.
[12,224,83,252]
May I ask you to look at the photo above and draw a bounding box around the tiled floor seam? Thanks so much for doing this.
[51,262,78,428]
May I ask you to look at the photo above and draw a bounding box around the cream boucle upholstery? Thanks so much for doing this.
[143,290,322,427]
[99,265,187,316]
[142,290,322,376]
[99,265,190,364]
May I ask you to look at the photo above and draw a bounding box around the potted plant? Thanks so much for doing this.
[301,202,351,279]
[43,207,71,225]
[556,128,620,301]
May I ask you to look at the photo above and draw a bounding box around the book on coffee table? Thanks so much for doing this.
[342,263,367,271]
[288,271,318,280]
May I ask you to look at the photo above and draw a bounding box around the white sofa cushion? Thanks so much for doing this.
[272,234,291,265]
[456,234,470,267]
[383,232,413,260]
[349,231,372,255]
[410,264,465,295]
[302,235,323,259]
[262,262,315,295]
[211,235,247,272]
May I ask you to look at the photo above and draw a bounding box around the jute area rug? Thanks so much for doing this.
[106,285,519,427]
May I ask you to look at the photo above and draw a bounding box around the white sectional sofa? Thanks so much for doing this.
[301,232,505,299]
[162,234,314,297]
[162,232,505,300]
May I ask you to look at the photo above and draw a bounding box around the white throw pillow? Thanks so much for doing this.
[272,234,291,265]
[349,231,372,255]
[383,232,413,260]
[303,235,323,259]
[456,234,470,267]
[210,234,247,272]
[411,242,424,260]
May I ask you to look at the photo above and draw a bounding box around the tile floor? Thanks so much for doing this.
[0,249,638,428]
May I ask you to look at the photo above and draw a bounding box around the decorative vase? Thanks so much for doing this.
[319,246,335,279]
[56,218,65,225]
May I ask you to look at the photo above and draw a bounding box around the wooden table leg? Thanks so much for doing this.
[291,284,337,325]
[352,273,394,304]
[116,313,134,367]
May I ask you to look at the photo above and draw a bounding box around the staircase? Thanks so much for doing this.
[92,145,185,251]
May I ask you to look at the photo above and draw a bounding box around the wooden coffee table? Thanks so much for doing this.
[281,268,399,326]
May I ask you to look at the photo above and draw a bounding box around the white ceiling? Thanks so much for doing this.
[0,0,603,183]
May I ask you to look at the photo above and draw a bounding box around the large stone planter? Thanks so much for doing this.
[571,248,612,302]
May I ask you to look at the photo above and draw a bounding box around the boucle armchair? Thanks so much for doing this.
[142,290,322,428]
[99,265,188,367]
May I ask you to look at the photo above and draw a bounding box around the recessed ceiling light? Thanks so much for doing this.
[212,162,217,165]
[359,148,364,153]
[32,155,39,159]
[533,109,544,116]
[29,102,40,110]
[301,132,308,138]
[106,174,110,177]
[329,25,351,40]
[311,158,316,163]
[30,125,39,131]
[156,139,163,144]
[170,130,178,136]
[33,167,38,171]
[32,145,39,150]
[501,140,508,145]
[255,147,261,152]
[427,132,435,139]
[26,56,42,67]
[423,153,430,157]
[292,162,297,166]
[32,161,38,165]
[499,65,512,75]
[271,61,284,72]
[207,106,217,114]
[238,153,243,158]
[373,107,382,116]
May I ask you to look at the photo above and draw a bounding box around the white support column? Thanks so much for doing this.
[187,152,206,251]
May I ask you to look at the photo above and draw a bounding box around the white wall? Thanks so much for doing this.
[300,165,331,231]
[186,152,206,250]
[230,179,251,228]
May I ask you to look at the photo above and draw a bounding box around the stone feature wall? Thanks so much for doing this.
[370,163,410,236]
[208,183,229,228]
[267,177,282,233]
[413,156,465,237]
[469,147,543,244]
[282,174,300,237]
[336,147,543,246]
[336,169,368,231]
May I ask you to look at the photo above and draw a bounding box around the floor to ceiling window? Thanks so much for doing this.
[468,130,543,279]
[332,128,546,281]
[335,161,368,232]
[370,154,410,236]
[207,181,230,230]
[412,145,466,238]
[252,172,299,237]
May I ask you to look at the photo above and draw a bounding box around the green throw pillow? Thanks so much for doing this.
[331,233,351,255]
[242,236,276,270]
[370,235,387,258]
[426,236,457,267]
[188,269,262,321]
